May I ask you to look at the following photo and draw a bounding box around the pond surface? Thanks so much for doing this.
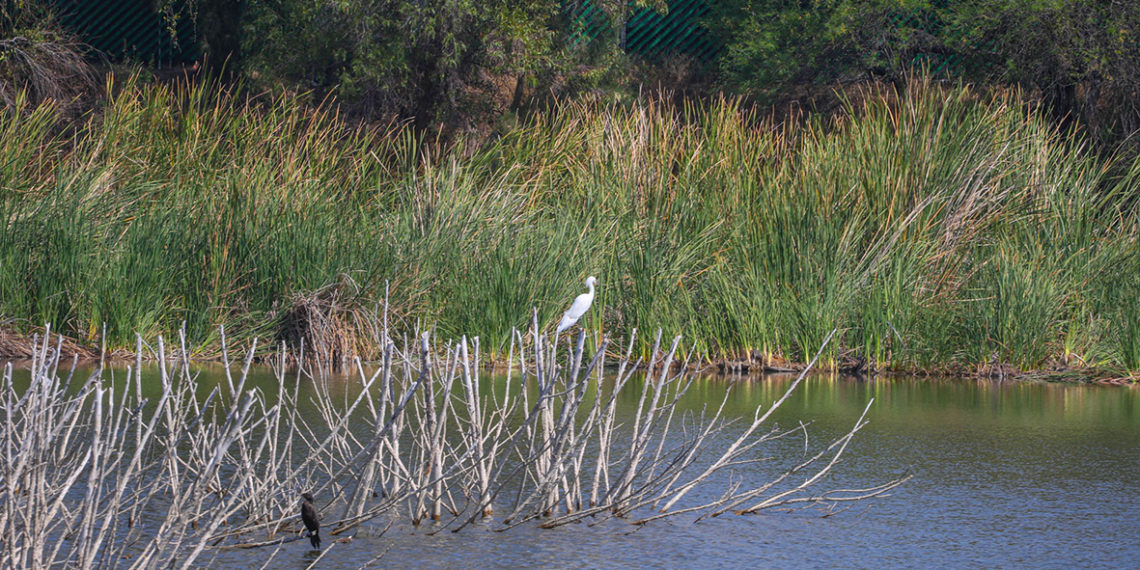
[11,362,1137,568]
[183,369,1139,569]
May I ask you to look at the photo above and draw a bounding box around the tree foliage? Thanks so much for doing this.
[5,0,1139,144]
[944,1,1140,141]
[708,0,1140,144]
[707,0,931,96]
[180,0,674,126]
[234,0,573,127]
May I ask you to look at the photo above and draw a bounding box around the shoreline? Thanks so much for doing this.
[2,326,1131,385]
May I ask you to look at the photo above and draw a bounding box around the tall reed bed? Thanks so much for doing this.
[0,74,1138,374]
[0,327,902,567]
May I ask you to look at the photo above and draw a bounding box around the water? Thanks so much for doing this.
[12,365,1140,567]
[196,371,1139,569]
[755,377,1140,568]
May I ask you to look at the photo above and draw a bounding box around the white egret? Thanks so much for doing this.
[556,276,597,335]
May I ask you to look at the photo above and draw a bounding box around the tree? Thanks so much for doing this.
[706,0,932,101]
[707,0,1140,146]
[942,0,1140,143]
[235,0,568,127]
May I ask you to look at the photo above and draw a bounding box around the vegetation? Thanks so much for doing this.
[0,74,1137,376]
[232,0,571,127]
[709,0,1140,149]
[0,0,94,110]
[5,1,1140,140]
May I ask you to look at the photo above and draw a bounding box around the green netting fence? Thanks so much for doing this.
[46,0,198,65]
[566,0,722,62]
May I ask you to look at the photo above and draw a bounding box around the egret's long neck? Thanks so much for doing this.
[587,281,595,297]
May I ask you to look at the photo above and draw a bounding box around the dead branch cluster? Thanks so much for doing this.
[0,321,909,568]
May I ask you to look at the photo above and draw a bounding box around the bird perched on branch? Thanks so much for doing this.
[556,276,597,335]
[300,492,320,549]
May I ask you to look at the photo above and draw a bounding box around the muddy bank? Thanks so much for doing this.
[1,325,1131,385]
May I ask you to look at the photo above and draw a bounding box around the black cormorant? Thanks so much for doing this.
[301,492,320,549]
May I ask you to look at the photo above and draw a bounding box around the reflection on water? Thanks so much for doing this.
[14,364,1140,567]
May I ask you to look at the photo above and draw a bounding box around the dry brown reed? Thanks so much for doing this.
[0,321,98,360]
[275,273,382,373]
[0,33,95,110]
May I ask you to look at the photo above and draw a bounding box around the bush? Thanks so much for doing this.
[0,0,93,109]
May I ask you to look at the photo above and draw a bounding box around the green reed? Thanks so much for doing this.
[1,74,1137,375]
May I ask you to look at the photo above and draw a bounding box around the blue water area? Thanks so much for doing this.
[191,372,1140,569]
